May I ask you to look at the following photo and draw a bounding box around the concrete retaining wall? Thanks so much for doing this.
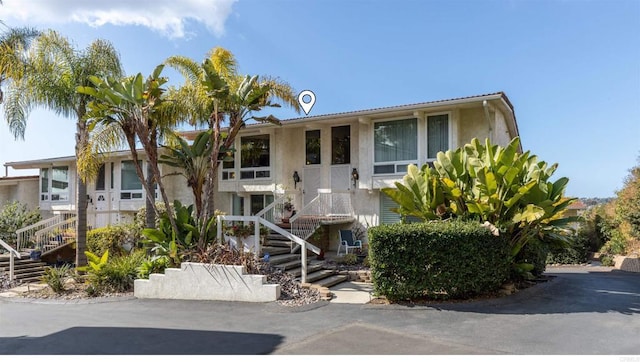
[134,262,280,302]
[614,256,640,273]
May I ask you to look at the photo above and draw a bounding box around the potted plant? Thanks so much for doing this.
[282,200,296,223]
[30,247,42,261]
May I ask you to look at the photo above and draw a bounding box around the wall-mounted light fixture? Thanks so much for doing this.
[351,168,359,188]
[293,171,301,189]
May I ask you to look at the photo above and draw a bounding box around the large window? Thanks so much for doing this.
[40,166,70,201]
[427,114,449,159]
[331,125,350,165]
[222,153,236,180]
[121,160,143,199]
[374,118,417,174]
[305,130,321,165]
[240,135,270,179]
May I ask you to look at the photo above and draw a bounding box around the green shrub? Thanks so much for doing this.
[137,256,169,279]
[368,220,511,301]
[0,201,41,245]
[599,231,627,255]
[87,224,141,256]
[41,265,71,293]
[516,242,548,278]
[339,253,359,265]
[86,250,147,294]
[547,231,590,265]
[600,254,615,266]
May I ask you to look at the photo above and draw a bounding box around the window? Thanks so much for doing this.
[427,114,449,159]
[222,151,235,180]
[110,162,115,189]
[51,166,69,201]
[40,168,49,201]
[331,125,350,165]
[250,194,274,215]
[374,118,417,174]
[232,194,244,216]
[96,164,106,191]
[240,135,270,179]
[380,193,421,225]
[305,130,321,165]
[121,160,143,199]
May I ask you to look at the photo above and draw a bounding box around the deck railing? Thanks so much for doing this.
[16,212,76,251]
[33,217,78,253]
[0,238,21,281]
[290,190,353,241]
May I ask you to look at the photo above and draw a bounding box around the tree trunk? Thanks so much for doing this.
[75,118,88,267]
[145,155,156,228]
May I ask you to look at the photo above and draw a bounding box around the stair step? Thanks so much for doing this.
[267,253,300,265]
[286,262,325,277]
[312,274,349,288]
[261,246,290,256]
[304,269,337,283]
[263,239,294,248]
[273,257,318,271]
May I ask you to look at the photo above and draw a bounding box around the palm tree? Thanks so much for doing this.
[3,30,122,266]
[0,25,39,130]
[77,65,182,235]
[166,47,301,245]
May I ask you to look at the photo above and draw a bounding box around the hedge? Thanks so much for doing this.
[87,224,141,256]
[368,220,511,301]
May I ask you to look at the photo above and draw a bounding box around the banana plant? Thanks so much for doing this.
[381,164,446,221]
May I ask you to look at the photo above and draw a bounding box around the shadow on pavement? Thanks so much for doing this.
[0,327,284,354]
[422,270,640,316]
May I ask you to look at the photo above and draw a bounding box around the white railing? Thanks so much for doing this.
[16,212,76,251]
[0,238,21,281]
[290,190,353,241]
[254,193,296,224]
[216,215,321,283]
[33,217,78,253]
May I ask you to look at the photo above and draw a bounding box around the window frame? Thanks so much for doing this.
[120,160,144,200]
[239,134,271,180]
[425,112,451,161]
[372,117,418,175]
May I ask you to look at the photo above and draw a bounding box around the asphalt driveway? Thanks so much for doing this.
[0,265,638,354]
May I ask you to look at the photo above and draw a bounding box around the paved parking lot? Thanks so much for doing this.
[0,265,638,354]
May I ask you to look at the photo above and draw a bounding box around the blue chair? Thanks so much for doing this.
[337,230,362,256]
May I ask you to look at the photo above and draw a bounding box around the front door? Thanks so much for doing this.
[94,192,109,228]
[303,167,321,205]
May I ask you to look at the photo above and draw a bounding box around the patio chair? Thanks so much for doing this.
[337,229,362,256]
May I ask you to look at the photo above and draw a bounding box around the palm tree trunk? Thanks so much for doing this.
[145,159,156,228]
[75,119,88,267]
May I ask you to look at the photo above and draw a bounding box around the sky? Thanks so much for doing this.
[0,0,638,198]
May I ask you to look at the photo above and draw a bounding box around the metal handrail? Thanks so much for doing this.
[0,238,21,281]
[215,215,320,283]
[290,190,354,241]
[33,217,78,253]
[16,212,76,251]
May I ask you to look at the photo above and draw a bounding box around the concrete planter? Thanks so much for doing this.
[134,262,280,302]
[614,256,640,273]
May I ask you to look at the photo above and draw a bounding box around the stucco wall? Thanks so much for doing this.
[458,107,491,147]
[0,178,39,212]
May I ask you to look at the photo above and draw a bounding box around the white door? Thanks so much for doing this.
[331,165,351,191]
[303,167,321,205]
[94,192,109,228]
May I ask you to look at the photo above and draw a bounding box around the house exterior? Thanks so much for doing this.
[2,92,519,250]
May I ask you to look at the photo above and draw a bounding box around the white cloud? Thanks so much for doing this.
[0,0,237,38]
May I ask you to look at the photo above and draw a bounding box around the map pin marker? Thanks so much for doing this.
[298,90,316,115]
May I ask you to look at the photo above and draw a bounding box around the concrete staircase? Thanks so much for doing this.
[262,226,347,289]
[0,255,46,283]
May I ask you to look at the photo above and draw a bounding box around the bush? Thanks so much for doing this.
[86,250,147,294]
[87,224,141,256]
[599,231,627,256]
[0,201,41,245]
[515,242,548,278]
[41,265,72,293]
[547,231,590,265]
[339,253,359,265]
[600,254,615,266]
[368,220,511,301]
